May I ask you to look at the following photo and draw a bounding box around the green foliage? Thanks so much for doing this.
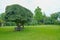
[55,12,60,18]
[0,13,6,20]
[51,13,58,20]
[0,13,6,26]
[43,17,54,24]
[50,12,60,24]
[4,22,16,26]
[0,5,60,25]
[34,6,43,24]
[51,12,60,21]
[0,13,5,22]
[5,4,33,25]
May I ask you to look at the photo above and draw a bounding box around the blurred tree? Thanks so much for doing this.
[0,13,5,26]
[57,12,60,20]
[51,13,58,20]
[5,4,33,31]
[44,17,54,24]
[51,12,60,24]
[34,6,43,24]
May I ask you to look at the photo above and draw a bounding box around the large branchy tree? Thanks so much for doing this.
[5,4,33,31]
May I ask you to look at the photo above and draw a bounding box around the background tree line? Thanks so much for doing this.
[0,5,60,27]
[31,6,60,25]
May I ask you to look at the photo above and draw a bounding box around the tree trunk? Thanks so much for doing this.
[21,23,24,29]
[15,23,24,31]
[0,23,1,27]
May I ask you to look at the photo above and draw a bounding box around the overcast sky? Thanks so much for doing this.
[0,0,60,16]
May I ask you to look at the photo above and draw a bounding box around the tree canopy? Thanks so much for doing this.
[34,6,43,24]
[5,4,33,31]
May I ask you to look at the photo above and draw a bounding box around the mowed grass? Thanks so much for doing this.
[0,25,60,40]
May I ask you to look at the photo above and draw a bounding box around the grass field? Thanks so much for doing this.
[0,25,60,40]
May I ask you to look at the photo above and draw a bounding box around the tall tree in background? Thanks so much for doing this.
[5,4,33,31]
[34,6,43,24]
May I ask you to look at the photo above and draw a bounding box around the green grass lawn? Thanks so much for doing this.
[0,25,60,40]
